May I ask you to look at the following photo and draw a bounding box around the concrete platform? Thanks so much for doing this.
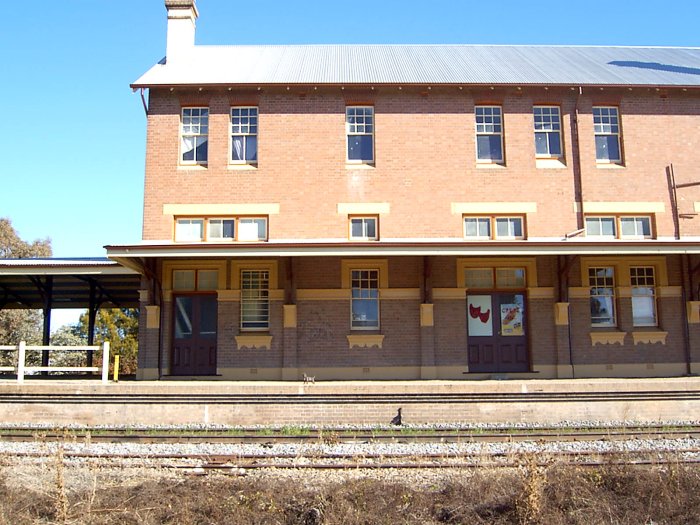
[1,377,700,427]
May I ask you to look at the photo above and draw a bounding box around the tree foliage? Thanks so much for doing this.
[76,308,139,375]
[0,218,51,348]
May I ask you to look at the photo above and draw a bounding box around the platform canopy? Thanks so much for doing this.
[0,258,141,310]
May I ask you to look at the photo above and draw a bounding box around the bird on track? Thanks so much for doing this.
[390,407,402,426]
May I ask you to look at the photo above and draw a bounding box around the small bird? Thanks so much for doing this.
[390,407,402,426]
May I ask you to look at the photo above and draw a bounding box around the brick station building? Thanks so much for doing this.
[107,0,700,380]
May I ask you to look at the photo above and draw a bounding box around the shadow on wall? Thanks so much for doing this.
[608,61,700,76]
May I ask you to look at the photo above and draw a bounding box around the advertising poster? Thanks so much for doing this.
[500,303,523,336]
[467,295,492,336]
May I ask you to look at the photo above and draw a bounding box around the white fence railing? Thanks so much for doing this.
[0,342,110,384]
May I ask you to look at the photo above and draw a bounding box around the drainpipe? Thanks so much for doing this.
[681,254,693,375]
[571,86,585,230]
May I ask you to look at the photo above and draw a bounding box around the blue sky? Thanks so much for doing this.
[2,0,699,261]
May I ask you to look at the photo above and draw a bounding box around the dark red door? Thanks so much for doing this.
[467,293,529,373]
[172,294,217,375]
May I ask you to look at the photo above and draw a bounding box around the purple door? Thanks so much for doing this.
[172,294,217,375]
[467,293,529,373]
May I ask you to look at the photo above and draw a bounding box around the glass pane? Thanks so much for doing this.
[464,218,477,237]
[222,219,235,239]
[198,270,219,291]
[535,132,548,155]
[195,136,208,162]
[348,135,373,162]
[246,135,258,162]
[465,268,494,289]
[174,296,193,338]
[173,270,195,291]
[496,268,526,288]
[590,296,614,325]
[500,294,525,336]
[601,217,615,236]
[595,135,620,161]
[232,136,243,161]
[350,219,363,238]
[181,136,195,161]
[548,132,561,155]
[477,135,502,161]
[632,296,656,326]
[620,217,636,236]
[352,299,379,328]
[585,218,601,236]
[365,219,376,238]
[199,296,217,337]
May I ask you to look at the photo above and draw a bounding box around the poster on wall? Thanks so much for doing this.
[467,295,492,336]
[500,303,524,336]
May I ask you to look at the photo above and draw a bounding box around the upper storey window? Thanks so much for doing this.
[346,106,374,163]
[231,107,258,164]
[181,108,208,164]
[533,106,562,157]
[593,106,622,163]
[475,106,504,163]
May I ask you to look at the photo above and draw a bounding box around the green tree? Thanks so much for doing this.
[77,308,139,375]
[0,218,51,365]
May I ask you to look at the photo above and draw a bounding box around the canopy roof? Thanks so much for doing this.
[0,258,141,310]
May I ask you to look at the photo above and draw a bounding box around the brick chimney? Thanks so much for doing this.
[165,0,198,63]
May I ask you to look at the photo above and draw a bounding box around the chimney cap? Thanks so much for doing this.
[165,0,198,15]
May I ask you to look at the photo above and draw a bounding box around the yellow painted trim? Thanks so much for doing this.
[341,259,389,288]
[162,260,227,290]
[617,286,633,298]
[297,289,350,301]
[337,202,390,215]
[145,305,160,329]
[217,290,241,301]
[138,290,150,302]
[528,287,555,299]
[568,287,590,299]
[347,334,385,349]
[269,290,284,301]
[163,290,172,302]
[433,288,466,300]
[163,203,280,215]
[283,305,297,328]
[554,303,569,326]
[235,335,273,350]
[695,202,700,214]
[579,256,668,287]
[457,257,538,287]
[632,331,668,345]
[582,201,665,213]
[231,260,279,290]
[688,301,700,324]
[658,286,682,298]
[420,304,434,327]
[590,331,627,346]
[380,288,421,300]
[451,202,537,214]
[535,158,567,169]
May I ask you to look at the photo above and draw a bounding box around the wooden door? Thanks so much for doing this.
[172,294,217,375]
[467,293,529,373]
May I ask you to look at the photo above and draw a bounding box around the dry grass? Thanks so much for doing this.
[1,454,700,524]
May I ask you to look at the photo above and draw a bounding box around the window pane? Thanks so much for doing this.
[535,132,549,155]
[464,218,477,237]
[198,270,219,291]
[173,270,196,291]
[590,296,614,325]
[199,296,217,337]
[585,218,601,236]
[246,135,258,162]
[174,296,193,338]
[195,136,208,162]
[350,219,363,238]
[595,135,620,161]
[241,270,270,330]
[181,136,195,162]
[548,132,561,155]
[632,295,656,326]
[477,135,502,161]
[464,268,494,289]
[232,136,244,161]
[348,135,373,161]
[496,268,526,288]
[365,219,376,238]
[601,217,615,236]
[478,219,490,237]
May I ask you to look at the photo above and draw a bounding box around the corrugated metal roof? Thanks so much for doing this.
[132,45,700,88]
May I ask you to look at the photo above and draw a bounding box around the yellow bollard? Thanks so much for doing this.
[113,355,120,383]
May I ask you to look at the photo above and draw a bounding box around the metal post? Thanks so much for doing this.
[101,341,110,384]
[17,341,26,384]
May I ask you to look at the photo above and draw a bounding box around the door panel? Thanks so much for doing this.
[172,294,217,375]
[467,293,529,373]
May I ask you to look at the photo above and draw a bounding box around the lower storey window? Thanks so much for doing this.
[351,269,379,329]
[631,266,656,326]
[589,267,615,326]
[241,270,270,330]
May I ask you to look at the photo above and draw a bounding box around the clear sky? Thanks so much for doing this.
[1,0,699,261]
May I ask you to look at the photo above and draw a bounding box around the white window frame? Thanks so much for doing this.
[494,217,524,240]
[589,266,616,327]
[475,105,504,163]
[180,107,209,165]
[533,106,562,158]
[585,216,617,238]
[175,218,204,242]
[620,216,652,239]
[630,266,657,327]
[240,269,270,331]
[463,217,492,240]
[346,106,375,164]
[351,268,380,330]
[349,216,378,241]
[231,106,258,164]
[207,218,235,241]
[593,106,622,163]
[174,217,268,242]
